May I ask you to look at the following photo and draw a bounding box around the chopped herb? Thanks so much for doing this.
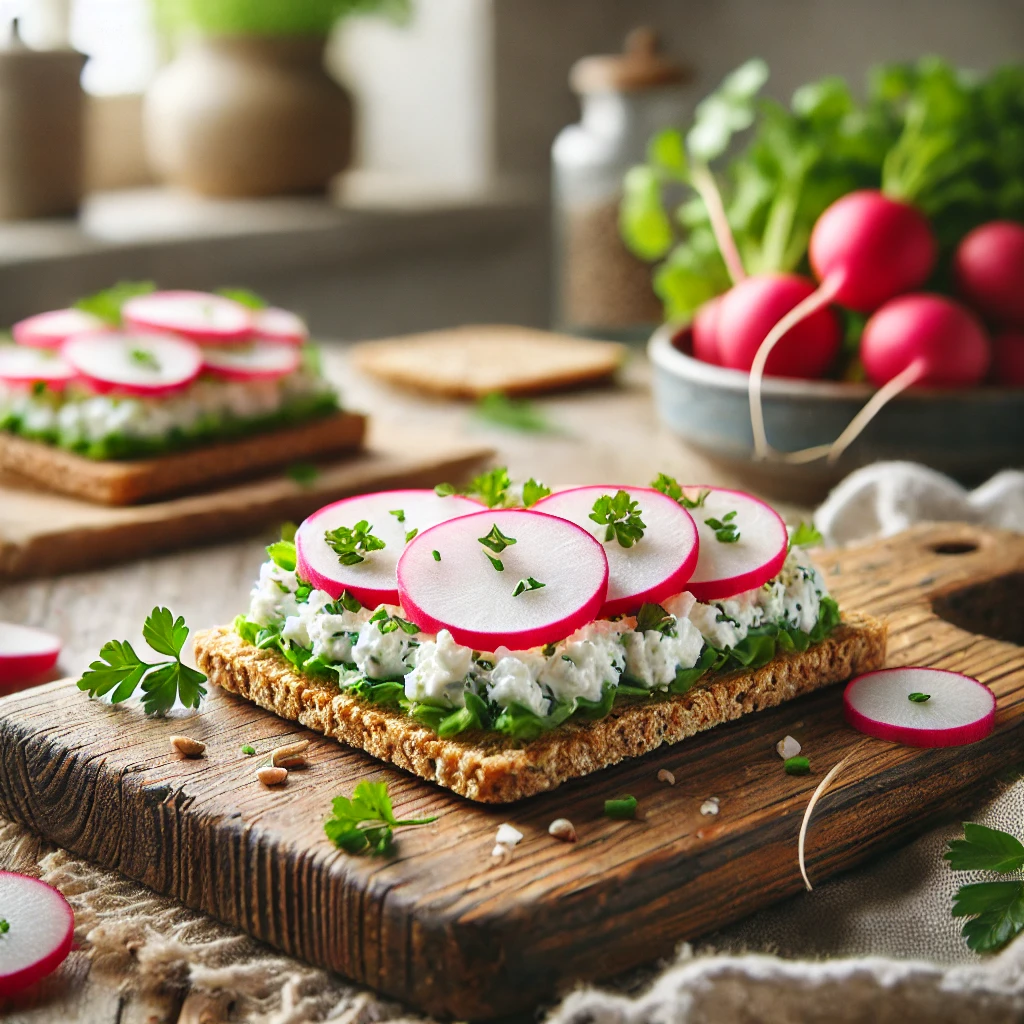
[370,608,420,635]
[324,520,386,565]
[338,590,362,613]
[604,795,638,820]
[432,550,441,562]
[74,280,155,326]
[216,287,268,310]
[485,552,505,572]
[266,539,296,571]
[465,467,512,508]
[478,523,517,554]
[241,744,256,755]
[77,607,207,716]
[589,490,646,548]
[323,780,438,855]
[784,755,810,775]
[651,472,710,509]
[0,918,8,934]
[542,643,557,657]
[705,511,741,544]
[286,463,320,487]
[280,521,298,542]
[389,509,406,523]
[522,477,552,507]
[635,602,675,634]
[405,528,418,543]
[129,347,160,370]
[788,521,824,551]
[908,692,931,703]
[474,391,554,433]
[512,577,546,597]
[434,482,457,497]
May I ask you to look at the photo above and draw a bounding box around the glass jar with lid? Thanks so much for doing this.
[552,28,691,340]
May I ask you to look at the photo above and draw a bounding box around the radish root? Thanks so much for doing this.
[798,745,863,891]
[691,164,746,286]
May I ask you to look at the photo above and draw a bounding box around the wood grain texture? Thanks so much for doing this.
[1,523,1022,1018]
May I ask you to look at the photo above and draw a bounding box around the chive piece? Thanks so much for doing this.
[432,550,441,562]
[908,692,931,703]
[604,795,638,820]
[241,744,256,756]
[405,528,418,543]
[784,755,811,775]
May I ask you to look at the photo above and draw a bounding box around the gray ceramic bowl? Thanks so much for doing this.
[649,324,1024,503]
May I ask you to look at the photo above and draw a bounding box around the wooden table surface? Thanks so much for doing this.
[0,344,812,1023]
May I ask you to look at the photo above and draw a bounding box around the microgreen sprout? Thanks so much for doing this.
[324,520,386,565]
[705,510,741,543]
[589,490,646,548]
[512,577,546,597]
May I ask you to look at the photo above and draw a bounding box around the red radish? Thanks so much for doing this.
[533,485,698,616]
[954,221,1024,327]
[717,273,841,377]
[12,308,103,349]
[296,490,482,608]
[0,347,76,390]
[684,486,788,602]
[691,295,723,365]
[398,509,608,651]
[202,340,300,381]
[844,667,995,747]
[992,330,1024,386]
[253,307,308,345]
[122,291,252,344]
[62,331,203,396]
[0,872,75,996]
[0,623,61,692]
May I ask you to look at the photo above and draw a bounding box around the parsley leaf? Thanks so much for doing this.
[267,539,297,571]
[338,590,362,613]
[389,509,406,523]
[522,478,551,507]
[474,392,554,433]
[946,823,1024,873]
[705,511,741,543]
[953,881,1024,953]
[651,473,709,509]
[465,467,512,508]
[142,606,190,659]
[324,520,386,565]
[512,577,545,597]
[241,744,256,755]
[635,602,675,634]
[74,280,155,326]
[788,521,823,551]
[323,780,437,855]
[478,523,517,554]
[589,490,646,548]
[434,482,457,497]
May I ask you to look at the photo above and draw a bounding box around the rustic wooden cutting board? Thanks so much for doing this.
[0,522,1021,1019]
[0,419,492,580]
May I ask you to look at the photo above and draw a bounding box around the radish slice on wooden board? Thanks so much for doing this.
[0,347,76,389]
[533,486,698,616]
[398,509,609,651]
[63,331,202,396]
[684,487,788,603]
[122,291,252,344]
[296,490,482,607]
[844,667,995,747]
[0,872,74,996]
[0,623,61,691]
[202,340,301,381]
[253,307,308,345]
[12,309,104,349]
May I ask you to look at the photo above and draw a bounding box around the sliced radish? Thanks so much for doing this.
[0,623,61,692]
[0,872,75,996]
[202,340,301,381]
[11,308,104,350]
[122,291,252,344]
[844,667,996,747]
[63,331,202,396]
[398,509,609,651]
[296,490,483,608]
[253,307,308,345]
[684,486,788,602]
[0,347,76,390]
[533,486,698,616]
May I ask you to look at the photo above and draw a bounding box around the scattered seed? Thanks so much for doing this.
[548,818,578,843]
[270,739,310,766]
[700,797,720,816]
[170,735,205,758]
[495,823,524,847]
[491,843,512,863]
[275,754,307,770]
[258,766,288,786]
[776,735,801,760]
[657,768,676,786]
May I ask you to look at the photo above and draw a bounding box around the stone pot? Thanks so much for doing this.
[144,36,353,197]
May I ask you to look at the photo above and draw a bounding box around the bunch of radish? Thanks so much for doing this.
[1,290,311,396]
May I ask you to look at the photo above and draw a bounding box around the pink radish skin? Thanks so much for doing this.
[62,331,203,396]
[0,348,76,390]
[992,330,1024,387]
[684,486,788,603]
[0,872,75,996]
[296,490,482,608]
[12,309,104,350]
[844,667,995,747]
[0,623,61,692]
[691,295,723,365]
[398,509,609,651]
[202,340,301,381]
[954,221,1024,328]
[533,485,698,616]
[122,291,252,344]
[718,273,841,378]
[253,307,308,345]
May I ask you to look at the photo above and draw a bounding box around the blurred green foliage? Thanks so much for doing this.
[152,0,411,37]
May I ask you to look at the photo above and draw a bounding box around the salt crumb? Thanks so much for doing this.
[491,844,511,862]
[495,823,523,847]
[657,769,676,786]
[776,735,802,760]
[700,797,720,816]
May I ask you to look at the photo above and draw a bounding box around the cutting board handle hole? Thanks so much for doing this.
[930,541,979,555]
[932,571,1024,647]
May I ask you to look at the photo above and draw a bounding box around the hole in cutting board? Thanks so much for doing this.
[932,572,1024,646]
[930,541,979,555]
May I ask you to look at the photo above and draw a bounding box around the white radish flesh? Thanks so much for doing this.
[12,309,104,349]
[398,509,609,651]
[253,307,308,345]
[122,291,252,344]
[0,347,76,390]
[0,623,61,691]
[533,485,698,616]
[684,486,788,602]
[844,667,995,747]
[63,331,202,396]
[296,490,482,607]
[0,872,74,996]
[202,340,300,381]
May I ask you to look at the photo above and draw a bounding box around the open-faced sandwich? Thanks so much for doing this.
[0,285,364,505]
[194,469,886,802]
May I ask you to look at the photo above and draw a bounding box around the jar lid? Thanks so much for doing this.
[570,28,691,94]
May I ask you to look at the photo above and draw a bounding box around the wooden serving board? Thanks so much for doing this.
[0,419,492,580]
[0,523,1022,1019]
